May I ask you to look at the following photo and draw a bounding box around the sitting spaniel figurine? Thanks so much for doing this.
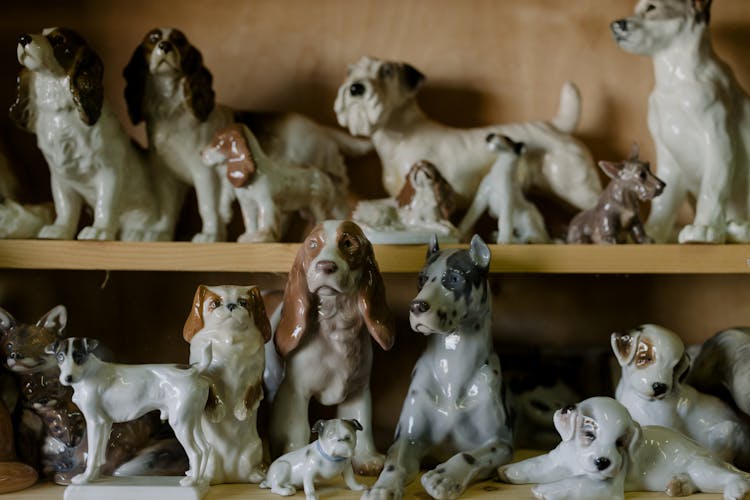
[260,418,365,499]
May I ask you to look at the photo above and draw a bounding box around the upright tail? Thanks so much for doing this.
[551,81,582,134]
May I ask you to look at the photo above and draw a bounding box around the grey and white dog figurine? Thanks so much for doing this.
[364,235,512,500]
[335,56,601,210]
[499,397,750,500]
[611,0,750,243]
[261,418,365,499]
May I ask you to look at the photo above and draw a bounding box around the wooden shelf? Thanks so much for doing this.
[1,241,750,274]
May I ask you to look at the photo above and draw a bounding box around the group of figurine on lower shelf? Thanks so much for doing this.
[2,0,750,244]
[1,220,750,499]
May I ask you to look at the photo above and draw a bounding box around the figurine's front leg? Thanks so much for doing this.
[531,475,625,500]
[78,170,120,240]
[457,185,488,240]
[269,378,311,457]
[645,144,686,243]
[498,448,572,485]
[343,463,366,492]
[72,420,111,484]
[253,190,281,242]
[192,169,226,242]
[362,436,428,500]
[629,217,653,244]
[338,386,384,476]
[302,469,319,500]
[39,173,83,240]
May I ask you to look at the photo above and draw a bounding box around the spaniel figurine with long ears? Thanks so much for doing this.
[124,28,371,242]
[268,220,395,476]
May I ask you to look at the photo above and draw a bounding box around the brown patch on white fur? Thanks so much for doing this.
[395,160,456,219]
[182,285,221,342]
[635,337,656,369]
[208,124,257,188]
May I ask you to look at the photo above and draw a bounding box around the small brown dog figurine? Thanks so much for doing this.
[567,144,665,244]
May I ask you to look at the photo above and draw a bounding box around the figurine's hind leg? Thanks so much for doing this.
[685,461,750,499]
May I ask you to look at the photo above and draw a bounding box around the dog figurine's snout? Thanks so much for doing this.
[594,457,611,471]
[18,34,31,47]
[652,382,668,397]
[315,260,338,275]
[349,82,366,97]
[226,303,238,311]
[409,300,430,315]
[65,375,73,384]
[157,40,172,53]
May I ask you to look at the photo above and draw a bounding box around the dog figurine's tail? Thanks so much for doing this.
[324,126,373,158]
[551,81,582,134]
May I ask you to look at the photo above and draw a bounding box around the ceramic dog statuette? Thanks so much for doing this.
[182,284,270,484]
[335,56,601,210]
[612,325,750,468]
[268,220,395,476]
[459,134,549,244]
[499,397,750,500]
[47,337,212,491]
[0,389,38,493]
[689,328,750,417]
[125,28,368,242]
[611,1,750,244]
[567,144,665,244]
[353,160,460,244]
[261,419,365,499]
[365,235,512,500]
[201,124,346,242]
[10,28,177,241]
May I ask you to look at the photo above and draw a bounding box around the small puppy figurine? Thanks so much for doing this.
[499,397,750,500]
[459,134,549,243]
[689,328,750,417]
[260,418,365,499]
[48,337,212,486]
[202,124,345,242]
[612,0,750,243]
[567,144,665,244]
[613,325,750,468]
[365,235,513,500]
[270,220,395,476]
[182,284,271,484]
[10,28,176,241]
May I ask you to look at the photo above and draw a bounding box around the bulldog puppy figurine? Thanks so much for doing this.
[612,324,750,468]
[611,0,750,243]
[260,418,365,499]
[335,56,601,210]
[499,397,750,500]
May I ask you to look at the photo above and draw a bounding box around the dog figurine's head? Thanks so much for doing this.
[12,28,104,128]
[409,235,491,335]
[599,143,665,202]
[611,0,713,56]
[334,56,425,137]
[312,418,362,460]
[487,133,526,157]
[612,324,691,400]
[0,305,67,375]
[182,284,271,343]
[275,220,395,356]
[395,160,456,220]
[554,397,642,480]
[46,337,100,386]
[124,28,215,124]
[34,400,85,448]
[202,124,258,188]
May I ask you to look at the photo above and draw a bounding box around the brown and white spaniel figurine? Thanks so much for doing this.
[124,28,370,242]
[268,220,395,476]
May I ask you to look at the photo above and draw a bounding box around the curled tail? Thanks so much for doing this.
[551,81,582,134]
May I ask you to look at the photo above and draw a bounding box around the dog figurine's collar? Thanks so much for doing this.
[315,440,347,463]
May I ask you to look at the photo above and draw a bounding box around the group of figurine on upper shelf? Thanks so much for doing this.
[2,0,750,244]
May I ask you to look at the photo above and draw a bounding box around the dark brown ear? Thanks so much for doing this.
[432,165,457,219]
[395,166,416,208]
[183,285,209,342]
[248,286,271,342]
[275,246,312,357]
[123,43,148,125]
[9,69,33,131]
[345,418,363,432]
[223,126,256,188]
[311,419,325,436]
[401,62,425,92]
[598,161,623,179]
[692,0,712,23]
[611,331,640,366]
[69,45,104,125]
[358,241,396,351]
[181,44,215,122]
[674,352,691,385]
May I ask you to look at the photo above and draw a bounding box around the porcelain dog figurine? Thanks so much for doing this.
[48,337,212,486]
[498,397,750,500]
[202,124,345,242]
[365,235,512,500]
[270,220,395,476]
[124,28,369,242]
[459,134,549,243]
[689,328,750,417]
[567,144,665,244]
[182,284,270,484]
[335,56,601,210]
[612,324,750,468]
[10,28,176,241]
[611,0,750,243]
[261,418,365,499]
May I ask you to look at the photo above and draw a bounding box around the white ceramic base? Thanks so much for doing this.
[64,476,208,500]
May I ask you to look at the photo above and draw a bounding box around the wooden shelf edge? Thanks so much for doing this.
[1,241,750,274]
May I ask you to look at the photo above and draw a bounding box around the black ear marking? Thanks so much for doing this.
[311,419,325,436]
[124,43,148,125]
[69,42,104,125]
[345,418,363,431]
[401,63,425,91]
[427,234,440,259]
[181,44,215,122]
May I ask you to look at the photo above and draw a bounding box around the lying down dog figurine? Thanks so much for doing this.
[498,397,750,500]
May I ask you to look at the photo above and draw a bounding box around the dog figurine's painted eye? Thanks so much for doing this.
[209,299,222,310]
[639,171,647,181]
[148,30,161,44]
[646,3,656,12]
[48,35,64,47]
[308,238,318,250]
[380,64,394,79]
[443,271,466,289]
[340,235,360,254]
[238,298,248,308]
[584,431,596,441]
[417,273,428,290]
[170,31,187,46]
[56,352,64,363]
[616,436,625,447]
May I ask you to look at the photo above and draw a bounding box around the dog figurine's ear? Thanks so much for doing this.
[628,142,640,162]
[692,0,712,23]
[183,285,209,342]
[427,234,440,259]
[553,404,579,442]
[9,69,34,131]
[311,419,325,436]
[623,419,643,458]
[598,160,624,179]
[181,42,215,122]
[123,41,148,125]
[345,419,363,432]
[674,352,691,385]
[469,235,491,271]
[0,307,17,332]
[401,63,425,92]
[611,331,640,366]
[37,305,67,337]
[247,286,271,342]
[222,125,257,188]
[357,230,396,352]
[44,340,61,356]
[83,338,99,354]
[275,244,312,357]
[69,45,104,126]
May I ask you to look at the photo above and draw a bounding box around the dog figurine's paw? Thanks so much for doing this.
[237,230,276,243]
[353,452,385,476]
[247,468,266,484]
[726,221,750,243]
[192,232,220,243]
[70,471,96,485]
[723,478,750,500]
[496,465,512,483]
[361,486,403,500]
[678,224,724,244]
[421,468,465,500]
[665,473,696,497]
[120,228,145,241]
[305,494,319,500]
[78,226,116,241]
[38,224,75,240]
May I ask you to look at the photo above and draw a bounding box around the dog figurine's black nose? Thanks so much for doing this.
[18,34,32,47]
[612,19,629,32]
[316,260,338,274]
[594,457,611,471]
[227,303,238,311]
[158,41,173,53]
[410,300,430,314]
[349,82,366,97]
[65,375,73,383]
[652,382,668,396]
